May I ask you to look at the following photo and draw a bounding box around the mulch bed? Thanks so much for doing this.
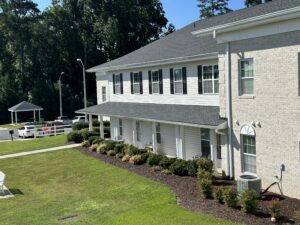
[76,147,300,225]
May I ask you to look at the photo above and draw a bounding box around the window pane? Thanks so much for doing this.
[241,78,254,95]
[203,66,213,79]
[203,80,213,93]
[241,60,253,78]
[214,65,219,79]
[174,82,183,94]
[134,73,140,83]
[136,121,141,142]
[115,75,121,84]
[152,71,159,82]
[214,80,219,94]
[174,69,182,81]
[243,136,256,155]
[201,140,211,158]
[244,154,256,173]
[115,85,121,94]
[133,84,140,94]
[153,83,159,94]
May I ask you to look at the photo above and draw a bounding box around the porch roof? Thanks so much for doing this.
[76,102,227,128]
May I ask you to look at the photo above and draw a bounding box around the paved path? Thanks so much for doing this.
[0,144,80,159]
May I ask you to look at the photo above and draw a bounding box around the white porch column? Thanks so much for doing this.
[99,115,104,139]
[175,126,184,159]
[15,112,18,124]
[88,114,93,131]
[33,110,36,122]
[152,122,157,153]
[210,129,217,168]
[38,110,41,122]
[11,112,13,125]
[132,120,136,146]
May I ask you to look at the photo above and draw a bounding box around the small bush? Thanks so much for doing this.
[239,190,258,213]
[81,140,90,147]
[214,187,224,203]
[104,140,117,151]
[197,168,213,180]
[140,152,151,164]
[268,199,281,220]
[107,150,116,156]
[116,153,124,159]
[161,169,172,175]
[129,155,143,165]
[125,145,147,156]
[169,159,189,176]
[186,160,198,177]
[159,156,176,169]
[90,144,98,152]
[72,122,88,131]
[114,143,125,154]
[67,131,83,143]
[88,136,99,146]
[223,188,238,208]
[97,144,107,154]
[197,158,214,173]
[122,155,130,162]
[147,154,164,166]
[199,178,213,199]
[152,165,162,172]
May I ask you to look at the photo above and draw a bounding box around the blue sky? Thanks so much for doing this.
[34,0,245,29]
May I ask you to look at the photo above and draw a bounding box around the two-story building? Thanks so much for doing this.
[77,0,300,198]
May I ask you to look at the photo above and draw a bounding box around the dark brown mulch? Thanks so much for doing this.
[75,147,300,225]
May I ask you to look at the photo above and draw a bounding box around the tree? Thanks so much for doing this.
[198,0,232,19]
[245,0,272,7]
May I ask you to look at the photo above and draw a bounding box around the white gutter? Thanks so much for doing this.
[87,52,218,73]
[192,6,300,37]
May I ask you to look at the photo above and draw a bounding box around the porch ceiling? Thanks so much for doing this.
[76,102,227,128]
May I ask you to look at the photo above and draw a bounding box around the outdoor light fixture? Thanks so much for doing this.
[76,58,87,122]
[58,72,65,117]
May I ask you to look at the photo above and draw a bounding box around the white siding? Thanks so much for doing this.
[141,121,152,147]
[97,60,219,106]
[96,75,109,104]
[159,123,176,157]
[123,119,133,145]
[184,126,202,160]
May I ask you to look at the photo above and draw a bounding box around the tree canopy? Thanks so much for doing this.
[0,0,169,124]
[245,0,272,7]
[198,0,232,19]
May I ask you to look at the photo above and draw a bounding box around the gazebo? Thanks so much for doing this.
[8,101,43,125]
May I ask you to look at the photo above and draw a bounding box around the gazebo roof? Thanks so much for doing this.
[8,101,43,112]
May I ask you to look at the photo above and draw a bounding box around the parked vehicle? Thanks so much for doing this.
[18,125,36,138]
[55,116,72,125]
[72,116,86,124]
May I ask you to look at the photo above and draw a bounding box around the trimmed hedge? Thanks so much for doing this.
[147,153,164,166]
[72,122,89,131]
[67,131,84,143]
[159,156,176,169]
[169,159,189,176]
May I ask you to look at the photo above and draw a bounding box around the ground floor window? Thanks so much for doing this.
[156,123,161,144]
[242,135,256,173]
[136,121,141,142]
[201,128,211,158]
[119,119,123,137]
[217,134,222,159]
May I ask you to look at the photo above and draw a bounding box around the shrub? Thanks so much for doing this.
[169,159,189,176]
[72,122,88,131]
[97,144,107,154]
[159,156,176,169]
[88,136,99,146]
[214,187,224,203]
[122,155,130,162]
[197,168,213,180]
[268,199,281,220]
[114,143,125,154]
[67,131,83,143]
[125,145,147,156]
[197,158,214,173]
[92,120,100,127]
[91,137,104,145]
[199,178,213,199]
[81,140,90,148]
[140,152,151,164]
[223,188,238,208]
[239,190,258,213]
[103,121,110,127]
[129,155,144,165]
[116,153,124,159]
[90,144,98,152]
[161,169,172,175]
[104,140,117,151]
[147,154,164,166]
[186,160,198,177]
[107,150,116,156]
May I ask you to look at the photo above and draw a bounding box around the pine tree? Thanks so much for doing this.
[245,0,272,7]
[198,0,232,19]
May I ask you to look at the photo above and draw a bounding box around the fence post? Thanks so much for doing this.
[54,125,57,136]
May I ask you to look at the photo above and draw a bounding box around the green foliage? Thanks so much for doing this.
[114,143,125,154]
[169,159,189,176]
[197,158,214,173]
[73,122,89,131]
[199,178,213,199]
[239,190,258,213]
[107,150,116,157]
[197,0,232,19]
[186,160,198,177]
[140,152,151,164]
[129,155,145,165]
[245,0,272,8]
[147,153,164,166]
[79,129,99,141]
[97,144,108,154]
[197,169,213,180]
[214,187,224,203]
[125,145,147,156]
[159,156,176,169]
[268,199,281,219]
[104,140,117,151]
[81,140,90,148]
[87,136,103,146]
[223,188,238,208]
[67,131,83,143]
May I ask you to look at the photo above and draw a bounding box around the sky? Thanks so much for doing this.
[34,0,245,29]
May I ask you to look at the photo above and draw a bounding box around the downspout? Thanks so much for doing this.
[226,42,234,179]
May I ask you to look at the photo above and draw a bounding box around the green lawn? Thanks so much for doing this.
[0,150,242,225]
[0,135,67,156]
[0,124,23,129]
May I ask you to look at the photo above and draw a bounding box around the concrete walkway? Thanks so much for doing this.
[0,144,80,159]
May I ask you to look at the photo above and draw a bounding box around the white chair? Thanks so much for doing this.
[0,171,6,193]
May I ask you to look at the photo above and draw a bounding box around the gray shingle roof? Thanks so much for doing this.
[88,0,300,72]
[8,101,43,112]
[76,102,226,127]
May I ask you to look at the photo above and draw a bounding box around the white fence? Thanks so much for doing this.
[34,125,72,138]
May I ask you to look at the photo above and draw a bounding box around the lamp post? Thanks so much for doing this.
[76,58,87,122]
[59,72,64,117]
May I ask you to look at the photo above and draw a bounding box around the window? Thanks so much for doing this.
[217,134,222,159]
[102,86,106,102]
[152,71,159,94]
[156,123,161,144]
[114,74,121,94]
[201,129,211,158]
[119,119,123,137]
[133,73,140,94]
[174,69,183,94]
[240,59,254,95]
[202,65,219,94]
[136,121,141,142]
[242,135,256,173]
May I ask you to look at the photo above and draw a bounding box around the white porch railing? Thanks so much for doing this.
[34,125,72,138]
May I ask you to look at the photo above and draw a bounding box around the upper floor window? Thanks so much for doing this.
[170,67,187,95]
[102,86,106,102]
[113,73,123,94]
[240,59,254,95]
[148,70,163,94]
[130,72,143,94]
[198,65,219,94]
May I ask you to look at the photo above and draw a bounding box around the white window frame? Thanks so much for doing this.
[241,135,256,174]
[133,73,140,94]
[151,71,160,94]
[119,119,123,137]
[136,121,141,142]
[114,74,121,94]
[202,64,219,94]
[156,123,161,144]
[174,68,183,94]
[239,59,254,96]
[102,86,107,102]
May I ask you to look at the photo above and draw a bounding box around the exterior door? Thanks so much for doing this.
[201,128,211,158]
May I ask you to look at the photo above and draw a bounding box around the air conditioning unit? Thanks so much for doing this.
[237,174,262,197]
